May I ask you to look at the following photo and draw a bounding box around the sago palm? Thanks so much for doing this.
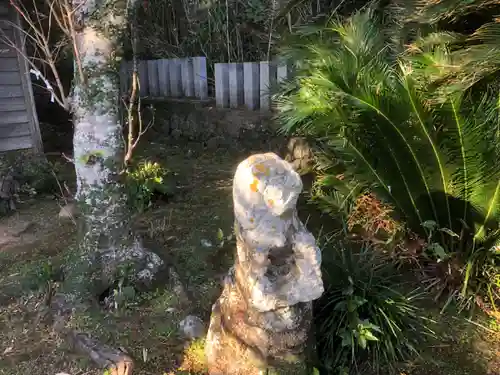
[274,8,500,308]
[390,0,500,98]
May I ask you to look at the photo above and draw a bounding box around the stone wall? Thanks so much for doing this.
[151,100,283,150]
[150,100,315,174]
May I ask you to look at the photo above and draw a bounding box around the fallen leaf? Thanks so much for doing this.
[2,346,13,355]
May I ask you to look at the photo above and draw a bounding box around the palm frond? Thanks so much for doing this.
[276,5,500,257]
[276,8,462,232]
[393,0,500,24]
[465,94,500,240]
[391,1,500,96]
[471,19,500,45]
[276,0,500,325]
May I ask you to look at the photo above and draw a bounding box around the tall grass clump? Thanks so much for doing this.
[315,237,435,374]
[274,7,500,311]
[133,0,376,62]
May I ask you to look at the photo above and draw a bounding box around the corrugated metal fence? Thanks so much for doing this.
[119,57,292,111]
[120,57,208,101]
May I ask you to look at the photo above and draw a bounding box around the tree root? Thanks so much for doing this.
[42,293,135,375]
[70,332,134,375]
[96,238,165,293]
[35,240,166,375]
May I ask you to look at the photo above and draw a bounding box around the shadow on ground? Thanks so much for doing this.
[403,309,499,375]
[0,138,498,375]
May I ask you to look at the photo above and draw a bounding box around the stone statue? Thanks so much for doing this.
[205,153,324,375]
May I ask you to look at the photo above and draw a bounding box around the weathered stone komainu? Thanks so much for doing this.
[205,153,324,375]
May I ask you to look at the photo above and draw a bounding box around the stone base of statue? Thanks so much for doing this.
[205,153,324,375]
[206,267,313,375]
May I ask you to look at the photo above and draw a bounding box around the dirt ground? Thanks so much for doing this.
[0,142,498,375]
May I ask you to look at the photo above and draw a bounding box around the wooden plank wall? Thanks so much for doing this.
[0,1,42,152]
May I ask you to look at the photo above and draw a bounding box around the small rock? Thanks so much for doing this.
[179,315,205,339]
[2,346,13,355]
[200,239,213,248]
[284,137,315,174]
[58,203,77,219]
[7,221,34,237]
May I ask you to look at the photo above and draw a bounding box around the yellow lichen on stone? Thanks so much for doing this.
[250,178,259,193]
[252,163,270,176]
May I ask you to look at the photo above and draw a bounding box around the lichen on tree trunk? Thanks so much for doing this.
[64,0,132,298]
[35,2,163,373]
[73,0,131,241]
[63,0,164,303]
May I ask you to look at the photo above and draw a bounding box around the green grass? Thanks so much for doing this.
[0,138,243,375]
[401,307,499,375]
[0,135,497,375]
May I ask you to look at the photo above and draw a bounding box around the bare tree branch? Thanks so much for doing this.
[5,0,87,110]
[61,0,84,84]
[7,0,150,168]
[123,4,152,166]
[0,27,67,108]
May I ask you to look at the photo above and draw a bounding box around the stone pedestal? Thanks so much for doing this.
[206,153,324,375]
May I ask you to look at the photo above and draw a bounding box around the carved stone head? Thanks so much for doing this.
[232,153,324,311]
[233,152,303,219]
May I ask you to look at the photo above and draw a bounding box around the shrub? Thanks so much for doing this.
[125,160,173,212]
[275,7,500,311]
[0,153,64,196]
[0,153,66,218]
[17,158,64,195]
[391,0,500,99]
[314,238,435,374]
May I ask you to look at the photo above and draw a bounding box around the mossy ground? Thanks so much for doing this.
[0,136,498,375]
[0,138,241,375]
[401,308,499,375]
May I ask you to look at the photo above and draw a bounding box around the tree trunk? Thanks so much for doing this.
[62,0,163,300]
[44,2,163,373]
[66,0,133,298]
[72,2,129,247]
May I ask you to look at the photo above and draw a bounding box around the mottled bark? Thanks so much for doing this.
[60,0,131,298]
[42,2,162,374]
[72,1,130,248]
[64,0,167,303]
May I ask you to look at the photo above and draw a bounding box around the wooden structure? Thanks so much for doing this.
[0,1,42,153]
